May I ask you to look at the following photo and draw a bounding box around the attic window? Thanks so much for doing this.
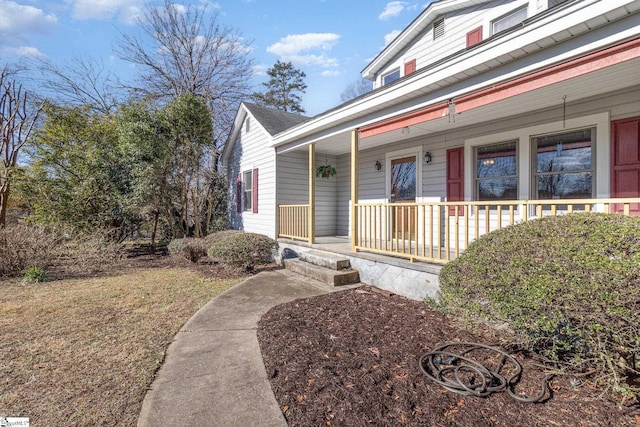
[548,0,569,7]
[383,69,400,85]
[491,6,527,34]
[245,117,251,133]
[433,18,445,40]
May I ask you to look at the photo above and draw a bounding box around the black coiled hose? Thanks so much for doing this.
[419,342,552,403]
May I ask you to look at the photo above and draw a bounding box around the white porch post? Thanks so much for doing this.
[351,129,359,252]
[308,143,315,244]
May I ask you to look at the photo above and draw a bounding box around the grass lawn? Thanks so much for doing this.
[0,267,246,426]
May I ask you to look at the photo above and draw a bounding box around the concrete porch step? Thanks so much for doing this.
[299,249,351,270]
[283,258,360,286]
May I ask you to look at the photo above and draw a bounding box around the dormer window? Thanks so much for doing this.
[433,18,445,40]
[383,69,400,85]
[548,0,569,7]
[491,6,527,35]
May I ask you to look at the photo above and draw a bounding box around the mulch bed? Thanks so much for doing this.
[257,286,640,427]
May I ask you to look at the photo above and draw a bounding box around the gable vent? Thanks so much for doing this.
[433,18,445,40]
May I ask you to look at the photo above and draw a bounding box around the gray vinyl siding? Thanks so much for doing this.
[276,151,339,236]
[226,116,277,238]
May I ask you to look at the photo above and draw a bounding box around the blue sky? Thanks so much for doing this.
[0,0,431,115]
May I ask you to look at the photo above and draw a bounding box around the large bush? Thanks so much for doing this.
[438,213,640,398]
[0,225,64,277]
[0,225,124,279]
[207,232,276,271]
[167,238,208,262]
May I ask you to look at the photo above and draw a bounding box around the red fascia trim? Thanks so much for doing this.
[360,37,640,139]
[359,102,450,138]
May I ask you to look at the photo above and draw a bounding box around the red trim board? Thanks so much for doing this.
[360,37,640,139]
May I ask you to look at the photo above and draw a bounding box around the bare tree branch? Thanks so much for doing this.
[116,0,254,149]
[0,69,44,226]
[29,56,121,115]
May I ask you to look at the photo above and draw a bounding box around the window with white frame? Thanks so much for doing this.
[532,128,594,200]
[475,141,518,201]
[382,69,400,85]
[491,6,527,35]
[243,170,253,211]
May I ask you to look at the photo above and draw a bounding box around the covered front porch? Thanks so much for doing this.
[274,35,640,268]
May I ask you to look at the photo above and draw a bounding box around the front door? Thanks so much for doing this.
[612,116,640,215]
[390,155,417,238]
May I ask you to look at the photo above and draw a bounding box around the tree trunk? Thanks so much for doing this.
[0,179,10,228]
[150,210,159,254]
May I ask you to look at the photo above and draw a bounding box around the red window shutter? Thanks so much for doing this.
[446,147,464,216]
[252,168,258,214]
[404,59,416,76]
[236,173,242,213]
[466,26,483,48]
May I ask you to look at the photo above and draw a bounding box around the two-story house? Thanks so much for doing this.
[223,0,640,299]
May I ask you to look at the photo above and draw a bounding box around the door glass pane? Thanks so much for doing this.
[390,156,416,202]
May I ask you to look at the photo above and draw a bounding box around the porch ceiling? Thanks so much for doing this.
[297,56,640,156]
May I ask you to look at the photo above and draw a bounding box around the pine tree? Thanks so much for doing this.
[252,61,307,114]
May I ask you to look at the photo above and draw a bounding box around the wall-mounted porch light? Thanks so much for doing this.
[424,152,432,164]
[375,160,382,171]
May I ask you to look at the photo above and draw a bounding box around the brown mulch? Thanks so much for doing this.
[257,286,640,427]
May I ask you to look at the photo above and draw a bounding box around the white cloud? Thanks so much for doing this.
[252,63,269,77]
[379,1,407,20]
[2,45,45,58]
[384,30,401,46]
[267,33,340,68]
[321,70,340,77]
[70,0,148,24]
[0,1,57,34]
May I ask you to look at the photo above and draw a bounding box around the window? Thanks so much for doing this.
[245,117,251,133]
[475,141,518,201]
[548,0,569,8]
[491,6,527,34]
[382,69,400,85]
[533,128,594,199]
[433,18,445,40]
[243,170,252,211]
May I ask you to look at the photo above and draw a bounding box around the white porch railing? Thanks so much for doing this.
[354,198,640,264]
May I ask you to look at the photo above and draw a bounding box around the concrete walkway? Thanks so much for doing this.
[137,269,356,427]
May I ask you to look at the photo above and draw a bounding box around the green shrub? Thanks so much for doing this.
[438,213,640,399]
[207,232,276,271]
[0,225,64,277]
[22,266,50,283]
[167,238,207,262]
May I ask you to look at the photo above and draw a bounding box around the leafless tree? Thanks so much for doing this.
[117,0,254,155]
[340,78,372,103]
[30,56,121,115]
[0,69,44,226]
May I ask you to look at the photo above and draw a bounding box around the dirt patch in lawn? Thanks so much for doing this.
[258,286,640,427]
